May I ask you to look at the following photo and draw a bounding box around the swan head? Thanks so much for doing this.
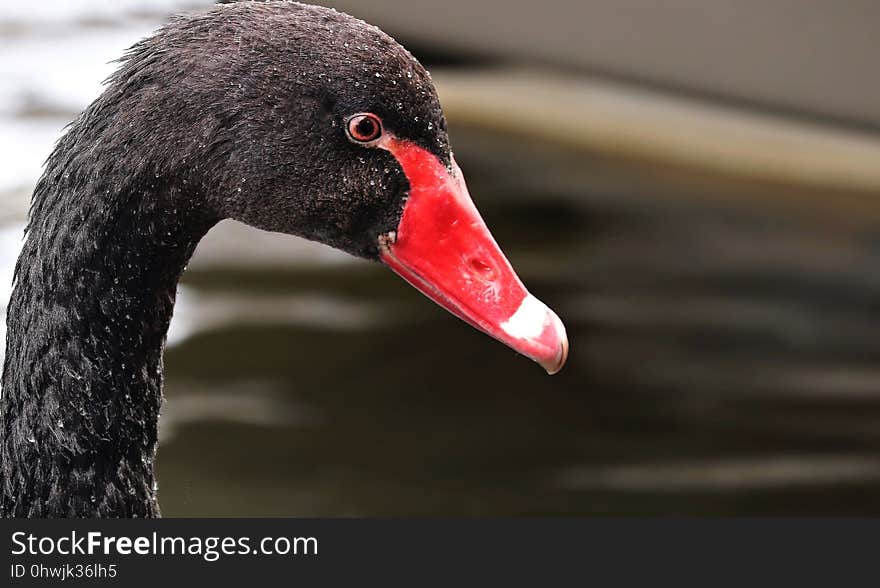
[113,1,567,374]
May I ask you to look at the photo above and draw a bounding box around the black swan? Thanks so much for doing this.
[0,1,567,517]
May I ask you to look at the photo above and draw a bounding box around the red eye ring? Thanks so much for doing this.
[346,113,383,144]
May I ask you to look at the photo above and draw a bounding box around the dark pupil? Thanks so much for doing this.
[355,117,377,139]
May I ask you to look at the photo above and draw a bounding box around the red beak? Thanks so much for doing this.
[377,136,568,374]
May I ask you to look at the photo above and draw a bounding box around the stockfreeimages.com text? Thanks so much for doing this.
[10,531,317,562]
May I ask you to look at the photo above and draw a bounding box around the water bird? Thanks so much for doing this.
[0,1,567,517]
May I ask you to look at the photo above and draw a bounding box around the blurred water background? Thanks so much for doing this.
[2,0,880,515]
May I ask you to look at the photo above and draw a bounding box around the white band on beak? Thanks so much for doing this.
[500,294,551,340]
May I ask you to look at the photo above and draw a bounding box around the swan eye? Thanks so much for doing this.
[346,113,382,144]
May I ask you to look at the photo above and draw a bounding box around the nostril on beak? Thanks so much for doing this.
[468,257,493,274]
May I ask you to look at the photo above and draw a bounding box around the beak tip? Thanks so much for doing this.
[542,337,568,375]
[539,316,568,375]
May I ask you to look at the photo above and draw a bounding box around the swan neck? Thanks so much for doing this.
[1,161,214,517]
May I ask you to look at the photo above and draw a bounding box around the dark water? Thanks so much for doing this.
[157,126,880,516]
